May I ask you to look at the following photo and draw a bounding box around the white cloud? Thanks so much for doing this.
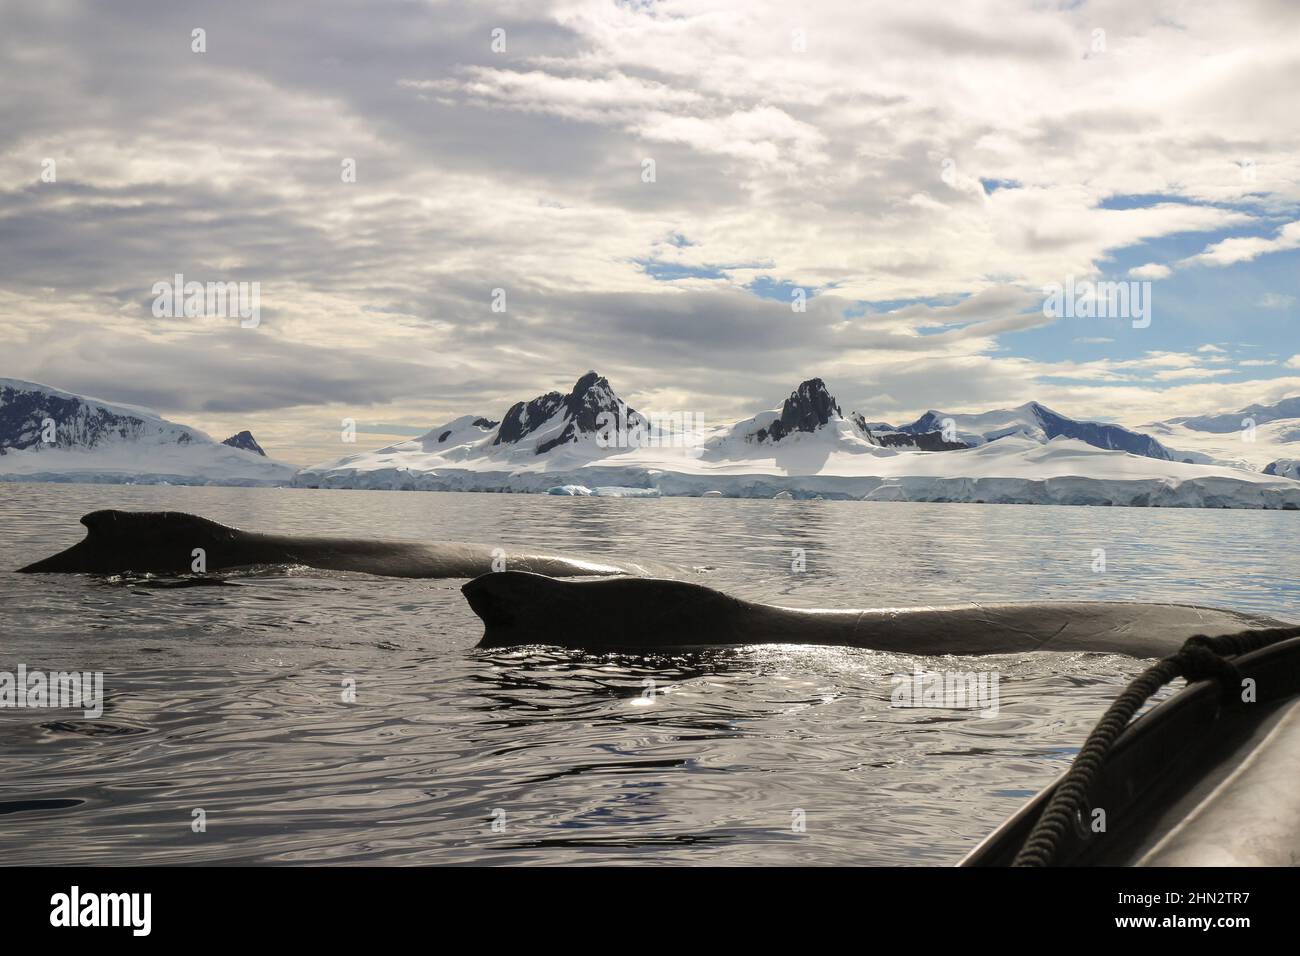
[1151,367,1232,381]
[1181,221,1300,268]
[402,68,704,124]
[1257,292,1297,310]
[1130,263,1171,280]
[635,105,829,167]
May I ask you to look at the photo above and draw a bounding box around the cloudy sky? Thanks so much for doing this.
[1,0,1298,464]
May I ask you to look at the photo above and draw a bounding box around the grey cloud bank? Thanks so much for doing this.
[1,1,1298,464]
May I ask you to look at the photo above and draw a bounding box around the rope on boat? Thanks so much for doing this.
[1012,624,1300,867]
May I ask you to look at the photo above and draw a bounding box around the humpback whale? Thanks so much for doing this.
[17,510,657,578]
[463,571,1293,658]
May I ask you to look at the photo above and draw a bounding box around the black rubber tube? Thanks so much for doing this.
[1013,625,1300,867]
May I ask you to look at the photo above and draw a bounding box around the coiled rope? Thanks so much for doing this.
[1012,624,1300,867]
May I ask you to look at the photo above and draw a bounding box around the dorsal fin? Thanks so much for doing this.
[79,509,237,540]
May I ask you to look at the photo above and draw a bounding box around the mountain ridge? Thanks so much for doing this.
[1167,396,1300,433]
[897,401,1174,460]
[5,373,1299,507]
[0,378,296,485]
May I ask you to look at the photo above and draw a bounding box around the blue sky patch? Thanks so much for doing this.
[980,178,1021,194]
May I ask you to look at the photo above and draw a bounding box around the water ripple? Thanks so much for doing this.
[0,483,1294,864]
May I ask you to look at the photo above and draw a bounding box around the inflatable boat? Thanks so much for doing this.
[962,628,1300,866]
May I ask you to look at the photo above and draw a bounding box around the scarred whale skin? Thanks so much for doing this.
[16,510,652,578]
[463,571,1293,658]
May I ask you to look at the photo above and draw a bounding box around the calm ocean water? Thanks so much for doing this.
[0,482,1294,865]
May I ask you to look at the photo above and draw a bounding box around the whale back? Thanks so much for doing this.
[463,572,1296,657]
[464,571,755,648]
[17,510,657,578]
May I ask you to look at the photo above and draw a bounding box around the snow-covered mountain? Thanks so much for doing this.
[492,370,648,457]
[892,402,1174,460]
[700,378,879,455]
[741,378,853,443]
[302,371,651,479]
[696,378,970,455]
[297,373,1300,509]
[1142,395,1300,470]
[8,371,1297,506]
[1168,396,1300,433]
[407,415,500,454]
[0,379,297,485]
[857,414,969,451]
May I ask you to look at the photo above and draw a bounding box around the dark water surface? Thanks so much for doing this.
[0,483,1294,864]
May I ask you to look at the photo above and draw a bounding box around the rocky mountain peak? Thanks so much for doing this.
[221,430,266,456]
[560,371,630,433]
[494,371,642,454]
[754,377,842,442]
[493,391,565,445]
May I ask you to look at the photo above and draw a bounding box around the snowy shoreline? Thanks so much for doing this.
[293,462,1300,509]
